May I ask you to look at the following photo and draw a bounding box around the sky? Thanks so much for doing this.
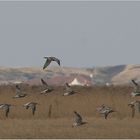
[0,1,140,68]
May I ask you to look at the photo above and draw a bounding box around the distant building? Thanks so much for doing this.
[69,78,84,86]
[69,78,92,86]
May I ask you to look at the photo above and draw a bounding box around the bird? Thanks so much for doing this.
[96,104,115,119]
[0,104,12,117]
[63,83,75,96]
[23,102,38,115]
[131,80,140,97]
[13,85,28,98]
[96,104,107,112]
[40,78,53,95]
[72,111,84,127]
[43,57,60,70]
[128,101,140,118]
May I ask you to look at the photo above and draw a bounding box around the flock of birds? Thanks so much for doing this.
[0,57,76,121]
[0,56,140,127]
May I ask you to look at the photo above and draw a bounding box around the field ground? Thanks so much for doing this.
[0,85,139,138]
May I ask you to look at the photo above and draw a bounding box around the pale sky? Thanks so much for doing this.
[0,1,140,68]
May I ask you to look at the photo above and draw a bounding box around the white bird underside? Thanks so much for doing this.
[40,89,50,94]
[63,92,74,96]
[72,122,82,126]
[13,93,27,98]
[131,92,140,97]
[40,88,53,95]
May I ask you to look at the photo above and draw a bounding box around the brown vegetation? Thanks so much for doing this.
[0,85,139,138]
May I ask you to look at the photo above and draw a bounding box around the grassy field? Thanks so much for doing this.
[0,85,140,138]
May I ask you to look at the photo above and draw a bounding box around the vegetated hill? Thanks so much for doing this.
[0,64,139,85]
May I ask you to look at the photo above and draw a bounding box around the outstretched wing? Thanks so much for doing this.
[41,78,48,87]
[16,85,21,95]
[43,57,51,69]
[51,57,60,66]
[5,107,9,117]
[132,80,139,86]
[65,83,73,93]
[131,80,139,92]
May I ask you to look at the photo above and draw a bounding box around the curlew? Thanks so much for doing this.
[0,104,12,117]
[40,78,53,95]
[131,80,140,97]
[63,83,75,96]
[13,85,28,98]
[96,104,116,119]
[128,101,140,118]
[23,102,38,115]
[43,56,60,70]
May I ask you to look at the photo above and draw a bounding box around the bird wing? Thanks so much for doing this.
[105,113,108,119]
[41,78,48,87]
[74,112,82,123]
[51,57,60,66]
[5,107,9,117]
[24,102,31,106]
[132,80,139,86]
[132,80,139,91]
[16,85,21,95]
[32,105,36,115]
[65,83,73,93]
[43,58,51,69]
[0,104,4,108]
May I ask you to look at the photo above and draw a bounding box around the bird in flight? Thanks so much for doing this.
[40,78,53,95]
[96,104,116,119]
[72,111,84,127]
[128,101,140,118]
[23,102,38,115]
[63,83,75,96]
[13,85,28,98]
[43,57,60,70]
[131,80,140,97]
[0,104,12,117]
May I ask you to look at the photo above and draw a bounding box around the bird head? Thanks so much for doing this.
[73,111,77,114]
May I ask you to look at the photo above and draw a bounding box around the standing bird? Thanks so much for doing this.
[128,101,140,118]
[13,85,28,98]
[72,111,83,127]
[63,83,75,96]
[23,102,38,115]
[40,78,53,95]
[43,57,60,70]
[96,104,115,119]
[0,104,12,117]
[131,80,140,97]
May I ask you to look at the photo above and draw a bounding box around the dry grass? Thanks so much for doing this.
[0,85,139,138]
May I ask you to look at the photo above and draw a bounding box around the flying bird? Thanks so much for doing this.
[131,80,140,92]
[40,78,53,95]
[72,111,83,127]
[43,57,60,70]
[128,101,140,118]
[96,104,116,119]
[13,85,28,98]
[23,102,38,115]
[63,83,75,96]
[0,104,12,117]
